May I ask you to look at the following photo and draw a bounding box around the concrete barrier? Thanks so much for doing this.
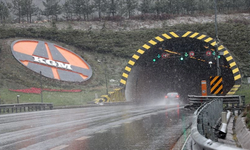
[235,114,250,149]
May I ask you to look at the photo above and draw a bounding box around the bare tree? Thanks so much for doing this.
[93,0,108,19]
[12,0,25,23]
[139,0,153,14]
[43,0,61,21]
[63,0,74,20]
[124,0,138,18]
[0,2,10,23]
[22,0,39,23]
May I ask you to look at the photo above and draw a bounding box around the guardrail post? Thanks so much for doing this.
[198,116,203,135]
[241,95,245,106]
[232,104,235,115]
[211,102,215,141]
[203,110,209,138]
[237,102,240,115]
[0,103,53,114]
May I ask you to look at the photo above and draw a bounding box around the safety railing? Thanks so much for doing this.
[0,103,53,114]
[187,95,245,115]
[190,99,244,150]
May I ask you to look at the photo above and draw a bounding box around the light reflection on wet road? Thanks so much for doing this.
[0,104,193,150]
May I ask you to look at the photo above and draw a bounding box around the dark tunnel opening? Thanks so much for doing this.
[125,38,235,104]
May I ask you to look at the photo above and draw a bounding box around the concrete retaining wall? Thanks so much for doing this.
[235,115,250,149]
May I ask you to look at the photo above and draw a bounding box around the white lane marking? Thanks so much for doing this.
[50,145,69,150]
[76,136,90,141]
[135,117,142,121]
[95,129,107,133]
[124,121,132,124]
[112,124,121,128]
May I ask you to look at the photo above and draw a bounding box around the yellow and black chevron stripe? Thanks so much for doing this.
[210,76,223,95]
[120,32,179,86]
[94,87,126,103]
[119,31,241,95]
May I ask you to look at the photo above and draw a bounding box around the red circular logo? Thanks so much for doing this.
[11,40,92,82]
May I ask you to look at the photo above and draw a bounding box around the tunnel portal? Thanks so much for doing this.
[121,31,241,104]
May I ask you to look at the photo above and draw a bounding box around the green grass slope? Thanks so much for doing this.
[0,20,250,106]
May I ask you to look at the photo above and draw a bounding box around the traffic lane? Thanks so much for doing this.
[65,108,193,150]
[1,105,136,149]
[21,105,192,150]
[0,104,192,150]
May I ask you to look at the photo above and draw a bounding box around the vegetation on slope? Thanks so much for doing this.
[0,19,250,106]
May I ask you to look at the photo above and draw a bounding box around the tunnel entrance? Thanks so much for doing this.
[121,31,241,104]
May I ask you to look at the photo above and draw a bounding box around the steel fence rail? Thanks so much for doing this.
[188,95,244,105]
[190,99,245,150]
[187,95,245,115]
[0,103,53,114]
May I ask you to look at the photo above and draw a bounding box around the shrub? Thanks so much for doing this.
[130,13,175,21]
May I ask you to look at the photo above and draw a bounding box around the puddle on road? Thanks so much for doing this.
[68,109,193,150]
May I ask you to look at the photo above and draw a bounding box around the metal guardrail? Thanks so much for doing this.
[187,95,245,115]
[0,103,53,114]
[190,99,244,150]
[188,95,245,105]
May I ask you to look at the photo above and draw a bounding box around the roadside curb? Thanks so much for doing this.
[235,114,250,149]
[172,125,191,150]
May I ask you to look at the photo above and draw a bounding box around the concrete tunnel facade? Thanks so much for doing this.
[120,31,242,104]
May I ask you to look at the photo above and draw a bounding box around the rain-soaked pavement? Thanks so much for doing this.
[0,104,193,150]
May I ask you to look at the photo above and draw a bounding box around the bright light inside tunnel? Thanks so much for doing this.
[125,37,235,105]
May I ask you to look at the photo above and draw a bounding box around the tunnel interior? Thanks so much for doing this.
[125,38,235,104]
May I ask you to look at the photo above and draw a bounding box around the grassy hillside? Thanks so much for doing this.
[0,20,250,106]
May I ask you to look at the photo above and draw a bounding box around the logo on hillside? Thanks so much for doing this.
[11,40,92,82]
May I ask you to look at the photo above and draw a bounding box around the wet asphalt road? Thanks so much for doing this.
[0,104,193,150]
